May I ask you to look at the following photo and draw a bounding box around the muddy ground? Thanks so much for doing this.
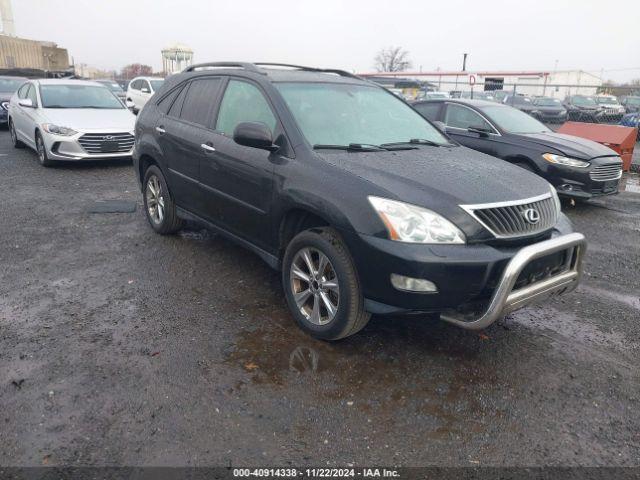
[1,131,639,467]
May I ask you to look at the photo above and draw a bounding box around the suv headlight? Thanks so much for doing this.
[542,153,590,168]
[42,124,78,136]
[368,196,466,244]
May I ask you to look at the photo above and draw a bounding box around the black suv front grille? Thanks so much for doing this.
[78,132,134,154]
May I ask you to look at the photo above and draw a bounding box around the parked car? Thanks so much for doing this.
[620,95,640,113]
[126,76,164,113]
[594,95,625,122]
[503,94,536,115]
[620,112,640,141]
[95,79,127,102]
[0,76,27,126]
[461,91,495,101]
[412,99,623,200]
[563,95,605,123]
[530,97,568,123]
[133,61,585,340]
[8,79,136,167]
[491,90,509,103]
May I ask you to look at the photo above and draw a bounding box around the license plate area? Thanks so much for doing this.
[100,140,119,153]
[514,249,568,290]
[602,180,619,193]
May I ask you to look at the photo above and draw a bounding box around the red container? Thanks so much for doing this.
[556,122,637,171]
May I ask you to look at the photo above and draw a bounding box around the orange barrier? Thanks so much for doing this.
[557,122,637,171]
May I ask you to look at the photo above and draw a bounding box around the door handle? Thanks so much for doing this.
[155,126,166,134]
[201,143,216,153]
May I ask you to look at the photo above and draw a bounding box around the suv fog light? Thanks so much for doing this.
[390,274,438,293]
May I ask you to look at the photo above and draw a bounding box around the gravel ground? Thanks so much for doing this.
[0,130,639,468]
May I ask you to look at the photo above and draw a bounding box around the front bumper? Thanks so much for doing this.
[42,129,134,161]
[343,225,586,329]
[546,162,622,199]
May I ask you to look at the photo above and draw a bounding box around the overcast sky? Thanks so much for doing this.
[12,0,639,82]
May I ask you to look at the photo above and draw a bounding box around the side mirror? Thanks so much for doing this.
[468,125,491,137]
[18,98,34,108]
[233,122,279,152]
[141,88,150,94]
[125,99,135,109]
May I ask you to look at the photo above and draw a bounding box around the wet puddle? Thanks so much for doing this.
[223,310,505,439]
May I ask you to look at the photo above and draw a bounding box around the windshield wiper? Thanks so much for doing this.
[313,143,387,152]
[43,105,70,109]
[382,138,449,148]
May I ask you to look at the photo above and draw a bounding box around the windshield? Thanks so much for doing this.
[626,97,640,105]
[97,81,124,93]
[572,96,597,107]
[150,80,164,91]
[596,96,619,105]
[534,97,561,106]
[276,82,450,147]
[481,105,550,134]
[0,78,25,92]
[40,84,124,109]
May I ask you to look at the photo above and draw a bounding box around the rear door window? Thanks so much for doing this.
[167,83,189,118]
[178,78,222,127]
[215,80,277,136]
[157,85,184,115]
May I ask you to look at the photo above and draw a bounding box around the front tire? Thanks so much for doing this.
[142,165,183,234]
[282,227,371,341]
[35,131,54,167]
[9,120,24,148]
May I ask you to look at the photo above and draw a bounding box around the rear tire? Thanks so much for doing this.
[35,131,54,167]
[9,120,24,148]
[282,227,371,341]
[142,165,183,234]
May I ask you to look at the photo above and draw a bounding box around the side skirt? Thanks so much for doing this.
[175,206,280,270]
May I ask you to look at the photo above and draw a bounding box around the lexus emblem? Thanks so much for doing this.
[523,208,541,225]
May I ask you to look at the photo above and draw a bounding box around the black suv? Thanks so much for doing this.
[133,62,586,340]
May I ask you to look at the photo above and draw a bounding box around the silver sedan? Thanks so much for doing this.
[8,79,136,167]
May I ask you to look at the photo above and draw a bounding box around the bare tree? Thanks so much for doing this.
[374,47,412,72]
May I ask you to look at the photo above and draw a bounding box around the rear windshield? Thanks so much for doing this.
[150,80,164,91]
[275,82,450,146]
[481,105,550,134]
[40,84,124,109]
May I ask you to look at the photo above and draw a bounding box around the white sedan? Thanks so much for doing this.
[8,79,136,167]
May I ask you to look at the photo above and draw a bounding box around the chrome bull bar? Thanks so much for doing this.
[441,233,587,330]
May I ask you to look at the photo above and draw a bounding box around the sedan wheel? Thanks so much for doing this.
[290,247,340,326]
[35,133,53,167]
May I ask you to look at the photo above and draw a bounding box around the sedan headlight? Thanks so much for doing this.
[42,124,78,136]
[368,196,466,244]
[542,153,590,168]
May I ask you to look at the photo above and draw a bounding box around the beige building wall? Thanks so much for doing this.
[0,34,70,70]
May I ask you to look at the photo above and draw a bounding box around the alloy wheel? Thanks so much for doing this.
[36,136,46,163]
[290,247,340,325]
[146,175,165,225]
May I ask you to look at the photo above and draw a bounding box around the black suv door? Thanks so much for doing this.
[442,103,499,157]
[156,77,223,217]
[200,78,279,250]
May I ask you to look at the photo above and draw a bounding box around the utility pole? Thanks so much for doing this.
[462,53,468,72]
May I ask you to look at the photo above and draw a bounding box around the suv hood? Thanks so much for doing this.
[41,108,135,131]
[518,132,618,160]
[318,145,552,208]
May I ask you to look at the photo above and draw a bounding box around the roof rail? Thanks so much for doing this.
[183,62,265,74]
[254,63,362,80]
